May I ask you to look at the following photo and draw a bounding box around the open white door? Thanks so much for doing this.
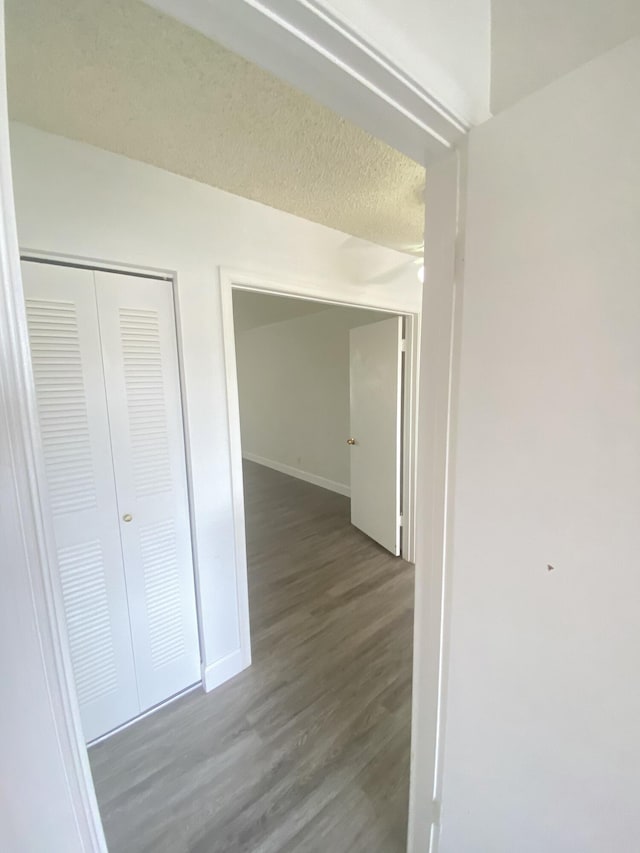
[349,316,403,555]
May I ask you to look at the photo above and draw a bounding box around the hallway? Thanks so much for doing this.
[90,461,414,852]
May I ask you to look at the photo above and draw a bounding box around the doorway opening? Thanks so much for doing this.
[2,0,458,850]
[221,282,418,850]
[222,277,420,571]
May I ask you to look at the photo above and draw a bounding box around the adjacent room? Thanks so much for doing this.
[233,289,415,555]
[229,288,415,838]
[5,0,423,849]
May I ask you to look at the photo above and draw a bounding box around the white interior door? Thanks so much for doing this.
[94,272,200,711]
[22,261,139,742]
[349,316,403,555]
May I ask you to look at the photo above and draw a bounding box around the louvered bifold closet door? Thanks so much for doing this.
[94,272,200,711]
[22,262,140,742]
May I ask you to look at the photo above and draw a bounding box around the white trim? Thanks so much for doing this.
[243,452,351,497]
[18,246,175,281]
[87,683,201,747]
[224,265,421,314]
[402,314,420,564]
[144,0,467,163]
[219,269,253,676]
[0,3,106,847]
[201,648,247,692]
[394,315,404,556]
[407,152,462,853]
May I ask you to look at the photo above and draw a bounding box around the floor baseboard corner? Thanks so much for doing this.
[202,647,247,693]
[242,452,350,497]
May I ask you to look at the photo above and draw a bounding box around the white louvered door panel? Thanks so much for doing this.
[95,272,200,710]
[22,261,140,742]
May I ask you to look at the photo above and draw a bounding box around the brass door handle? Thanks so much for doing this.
[347,438,356,446]
[122,513,133,523]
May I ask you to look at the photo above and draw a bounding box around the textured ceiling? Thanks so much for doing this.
[6,0,425,251]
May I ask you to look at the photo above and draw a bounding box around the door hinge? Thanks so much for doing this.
[400,338,407,352]
[398,513,404,528]
[431,799,441,826]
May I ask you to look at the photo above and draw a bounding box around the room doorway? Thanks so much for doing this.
[231,289,411,556]
[221,274,420,578]
[219,283,419,850]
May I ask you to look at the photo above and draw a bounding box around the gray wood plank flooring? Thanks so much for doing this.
[89,461,414,853]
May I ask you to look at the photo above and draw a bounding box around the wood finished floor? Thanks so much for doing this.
[90,461,414,853]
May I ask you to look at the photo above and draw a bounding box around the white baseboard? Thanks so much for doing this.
[242,452,351,497]
[87,682,201,746]
[202,647,248,693]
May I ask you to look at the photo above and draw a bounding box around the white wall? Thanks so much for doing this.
[438,39,640,852]
[235,303,388,494]
[8,121,421,692]
[491,0,640,113]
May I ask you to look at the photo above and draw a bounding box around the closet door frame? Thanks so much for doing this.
[22,261,142,743]
[20,252,205,719]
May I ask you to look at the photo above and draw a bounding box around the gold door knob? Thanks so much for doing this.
[122,513,133,523]
[347,438,356,446]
